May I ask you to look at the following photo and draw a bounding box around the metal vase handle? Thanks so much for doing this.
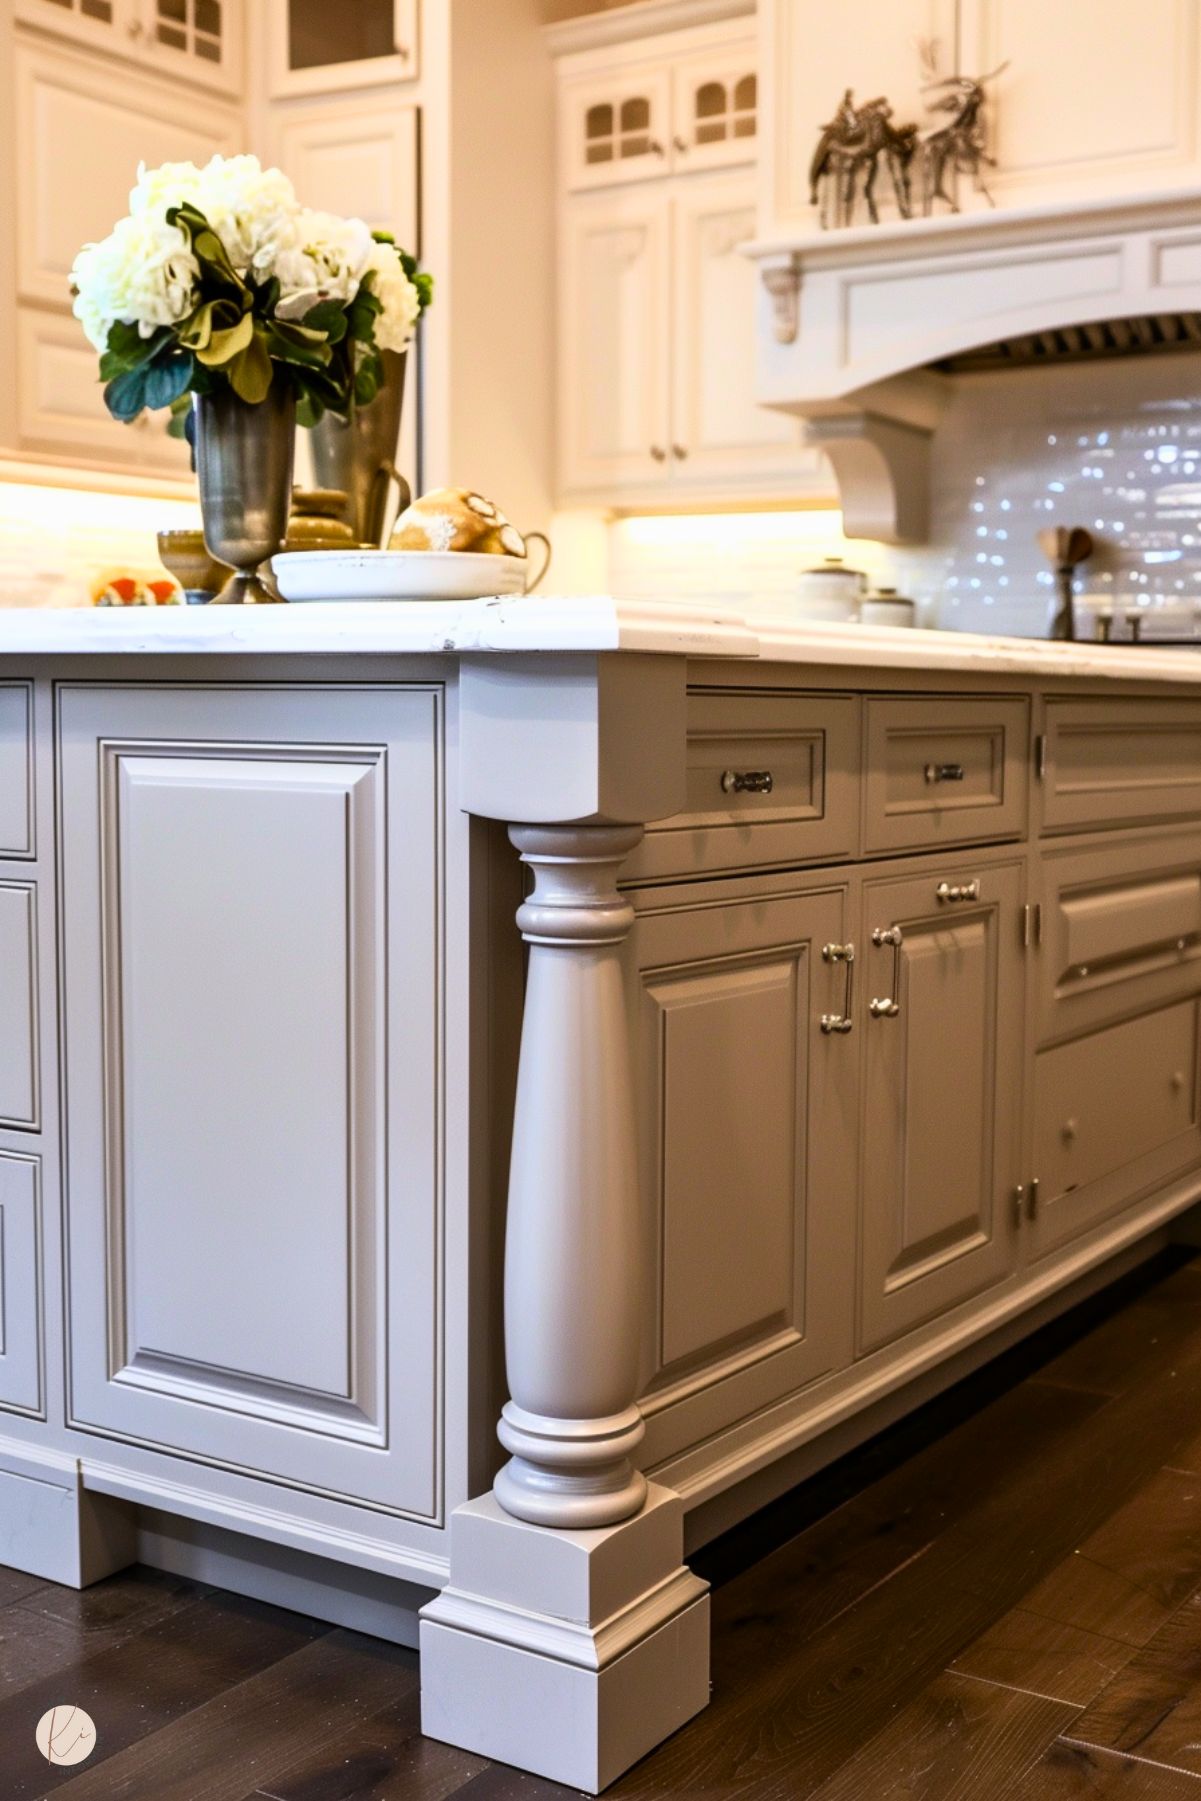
[368,460,412,549]
[521,530,552,594]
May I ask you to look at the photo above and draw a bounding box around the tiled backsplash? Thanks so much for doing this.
[606,351,1201,638]
[0,480,199,608]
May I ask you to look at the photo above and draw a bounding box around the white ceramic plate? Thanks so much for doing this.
[273,550,528,603]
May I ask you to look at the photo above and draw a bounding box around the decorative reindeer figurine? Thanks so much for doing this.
[810,89,919,227]
[918,54,1010,214]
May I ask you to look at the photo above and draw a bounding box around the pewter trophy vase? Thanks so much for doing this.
[310,349,409,547]
[194,377,296,605]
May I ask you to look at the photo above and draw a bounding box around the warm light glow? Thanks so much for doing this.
[0,478,199,609]
[0,481,199,537]
[612,509,848,552]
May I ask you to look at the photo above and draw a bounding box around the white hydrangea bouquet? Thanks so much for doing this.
[70,154,433,428]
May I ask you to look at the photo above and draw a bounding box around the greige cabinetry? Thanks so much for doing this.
[630,874,856,1467]
[57,683,443,1519]
[858,856,1024,1351]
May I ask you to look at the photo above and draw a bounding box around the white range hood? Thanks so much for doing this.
[748,186,1201,542]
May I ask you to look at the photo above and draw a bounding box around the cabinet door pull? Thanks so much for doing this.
[869,924,903,1018]
[924,762,965,783]
[936,879,980,904]
[648,138,666,156]
[650,445,667,462]
[673,135,689,153]
[1027,1177,1040,1219]
[672,443,689,460]
[1013,1183,1026,1227]
[721,768,773,795]
[821,942,855,1034]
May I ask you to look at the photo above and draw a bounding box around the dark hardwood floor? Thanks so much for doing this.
[11,1250,1201,1799]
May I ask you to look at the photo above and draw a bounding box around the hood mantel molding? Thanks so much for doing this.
[748,186,1201,544]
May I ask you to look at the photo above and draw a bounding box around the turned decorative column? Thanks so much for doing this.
[495,823,647,1529]
[421,651,709,1795]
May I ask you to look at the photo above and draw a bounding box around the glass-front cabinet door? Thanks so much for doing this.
[269,0,418,96]
[15,0,242,93]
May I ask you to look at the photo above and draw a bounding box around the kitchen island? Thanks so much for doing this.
[4,599,1201,1789]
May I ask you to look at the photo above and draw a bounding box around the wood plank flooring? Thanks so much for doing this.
[10,1251,1201,1799]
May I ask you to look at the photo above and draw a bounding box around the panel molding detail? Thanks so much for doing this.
[0,883,40,1132]
[97,740,387,1439]
[0,1152,43,1419]
[59,686,441,1521]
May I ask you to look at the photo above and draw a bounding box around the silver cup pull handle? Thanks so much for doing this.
[925,761,965,783]
[869,924,903,1018]
[821,942,855,1035]
[721,769,774,795]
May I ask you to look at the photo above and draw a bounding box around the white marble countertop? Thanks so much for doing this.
[4,595,1201,682]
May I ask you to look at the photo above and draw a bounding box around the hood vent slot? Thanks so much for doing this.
[934,313,1201,374]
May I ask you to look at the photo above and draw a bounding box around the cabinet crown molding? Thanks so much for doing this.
[546,0,753,57]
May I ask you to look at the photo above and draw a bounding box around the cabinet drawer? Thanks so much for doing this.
[1038,829,1201,1043]
[626,692,859,882]
[1043,699,1201,832]
[864,698,1029,854]
[0,684,33,858]
[0,1151,42,1417]
[0,884,39,1131]
[1031,1000,1201,1257]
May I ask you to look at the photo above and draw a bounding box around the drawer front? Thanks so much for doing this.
[0,1151,42,1417]
[626,692,859,882]
[1043,699,1201,832]
[864,698,1029,853]
[0,684,33,859]
[1038,829,1201,1043]
[1031,1000,1201,1257]
[0,883,39,1131]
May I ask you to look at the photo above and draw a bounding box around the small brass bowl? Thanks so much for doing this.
[157,529,232,605]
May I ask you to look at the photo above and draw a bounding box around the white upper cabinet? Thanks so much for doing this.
[670,47,757,173]
[762,0,1201,232]
[555,11,822,507]
[12,39,239,476]
[15,0,243,96]
[671,171,798,488]
[562,65,673,189]
[559,186,672,493]
[267,0,418,97]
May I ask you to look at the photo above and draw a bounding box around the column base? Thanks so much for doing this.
[419,1483,710,1793]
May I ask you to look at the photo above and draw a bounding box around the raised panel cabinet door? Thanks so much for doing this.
[15,41,241,310]
[0,1152,43,1419]
[1029,999,1201,1260]
[58,685,441,1520]
[631,880,856,1470]
[14,0,128,62]
[0,685,34,860]
[958,0,1201,207]
[670,171,805,489]
[0,885,40,1132]
[17,308,192,476]
[559,187,672,495]
[859,858,1024,1353]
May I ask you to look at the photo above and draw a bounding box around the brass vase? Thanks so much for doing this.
[310,349,410,547]
[194,377,296,605]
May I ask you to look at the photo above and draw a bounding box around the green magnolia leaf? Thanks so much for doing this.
[354,354,382,407]
[301,298,349,344]
[296,391,325,428]
[99,321,169,381]
[265,323,333,371]
[195,311,255,368]
[143,353,194,412]
[165,392,193,439]
[103,363,151,422]
[225,325,273,404]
